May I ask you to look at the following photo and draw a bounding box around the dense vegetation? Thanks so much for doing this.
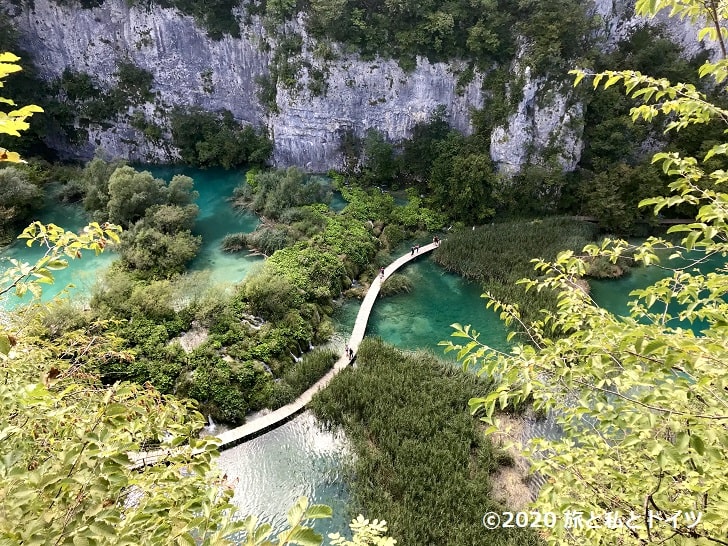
[311,337,539,546]
[0,165,44,245]
[169,108,272,169]
[64,162,401,423]
[444,2,728,544]
[305,0,597,73]
[233,167,332,219]
[432,218,599,326]
[564,25,725,232]
[80,160,203,278]
[335,110,509,224]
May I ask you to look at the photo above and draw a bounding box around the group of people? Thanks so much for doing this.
[409,236,441,255]
[347,235,444,362]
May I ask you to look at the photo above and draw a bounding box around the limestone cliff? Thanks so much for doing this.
[1,0,713,172]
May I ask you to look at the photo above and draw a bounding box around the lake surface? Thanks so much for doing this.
[4,165,724,539]
[590,248,727,330]
[216,411,352,538]
[0,166,262,308]
[333,256,510,355]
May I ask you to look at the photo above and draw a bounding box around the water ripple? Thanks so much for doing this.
[217,411,351,536]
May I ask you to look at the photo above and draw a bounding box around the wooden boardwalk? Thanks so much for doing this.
[216,242,438,449]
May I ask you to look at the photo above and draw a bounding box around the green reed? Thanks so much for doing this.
[433,218,598,325]
[269,348,338,409]
[311,338,540,546]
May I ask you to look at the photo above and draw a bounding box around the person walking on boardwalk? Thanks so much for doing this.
[410,245,415,256]
[380,266,385,279]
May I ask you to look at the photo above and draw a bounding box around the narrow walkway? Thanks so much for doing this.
[216,242,438,449]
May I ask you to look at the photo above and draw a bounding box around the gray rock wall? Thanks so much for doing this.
[3,0,714,171]
[8,0,488,169]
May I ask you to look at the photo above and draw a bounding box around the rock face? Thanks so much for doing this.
[490,65,584,174]
[7,0,486,170]
[10,0,269,161]
[271,54,484,170]
[2,0,714,171]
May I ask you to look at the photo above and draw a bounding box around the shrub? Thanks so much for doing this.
[269,348,337,409]
[0,166,42,238]
[170,107,272,169]
[221,232,248,252]
[242,271,303,322]
[433,218,598,326]
[379,273,412,296]
[119,227,201,279]
[235,168,331,219]
[310,338,537,546]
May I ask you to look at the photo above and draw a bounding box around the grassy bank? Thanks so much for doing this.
[433,217,598,326]
[310,338,540,546]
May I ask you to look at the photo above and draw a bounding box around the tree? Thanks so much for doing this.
[0,55,394,546]
[106,166,167,226]
[360,129,397,186]
[0,165,42,226]
[429,133,497,224]
[81,156,126,221]
[443,1,728,544]
[169,108,272,169]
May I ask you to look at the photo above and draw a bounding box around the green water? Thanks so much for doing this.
[0,166,262,308]
[0,187,117,308]
[141,165,264,286]
[333,256,510,355]
[590,249,727,328]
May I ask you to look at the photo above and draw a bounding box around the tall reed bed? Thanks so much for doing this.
[433,218,598,325]
[311,338,539,546]
[268,348,338,409]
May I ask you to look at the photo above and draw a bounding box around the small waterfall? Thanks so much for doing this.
[290,352,303,363]
[206,415,217,433]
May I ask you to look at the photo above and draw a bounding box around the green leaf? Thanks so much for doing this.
[283,526,323,546]
[287,497,308,527]
[304,504,333,519]
[0,335,11,356]
[89,521,117,539]
[690,435,706,456]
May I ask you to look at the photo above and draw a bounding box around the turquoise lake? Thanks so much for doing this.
[2,165,724,538]
[0,166,263,308]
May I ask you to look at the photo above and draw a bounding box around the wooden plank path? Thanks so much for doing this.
[216,242,439,449]
[128,242,439,467]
